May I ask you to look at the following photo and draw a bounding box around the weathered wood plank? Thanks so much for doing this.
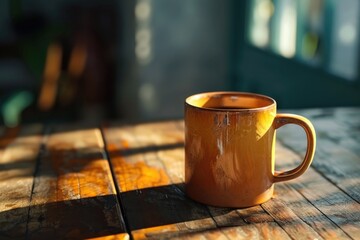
[138,221,291,240]
[0,125,43,240]
[287,170,360,239]
[105,112,359,239]
[219,222,291,240]
[104,121,295,240]
[262,198,323,240]
[275,183,350,240]
[159,123,295,240]
[274,142,360,239]
[208,205,293,240]
[165,122,319,239]
[278,108,360,156]
[277,108,360,203]
[2,108,357,239]
[104,121,218,239]
[26,125,128,240]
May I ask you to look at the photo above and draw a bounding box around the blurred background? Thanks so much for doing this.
[0,0,359,127]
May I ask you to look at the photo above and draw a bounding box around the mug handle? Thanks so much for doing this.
[273,113,316,183]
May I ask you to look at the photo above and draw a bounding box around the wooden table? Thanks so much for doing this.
[1,107,359,239]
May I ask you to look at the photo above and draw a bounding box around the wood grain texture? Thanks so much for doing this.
[26,125,128,240]
[105,110,360,239]
[2,107,358,240]
[277,108,360,202]
[209,206,292,240]
[104,121,218,239]
[104,121,295,240]
[262,198,323,240]
[0,125,43,240]
[274,138,360,239]
[219,222,291,240]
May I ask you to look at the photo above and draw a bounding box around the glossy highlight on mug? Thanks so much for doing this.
[184,92,316,208]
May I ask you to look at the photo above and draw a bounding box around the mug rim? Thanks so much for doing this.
[185,91,277,112]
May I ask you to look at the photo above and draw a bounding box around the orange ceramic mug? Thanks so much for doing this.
[184,92,316,207]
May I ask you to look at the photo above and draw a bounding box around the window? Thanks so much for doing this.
[247,0,360,81]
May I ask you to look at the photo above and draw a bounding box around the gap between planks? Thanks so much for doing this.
[100,125,133,239]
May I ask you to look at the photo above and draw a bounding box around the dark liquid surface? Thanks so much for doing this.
[213,107,250,110]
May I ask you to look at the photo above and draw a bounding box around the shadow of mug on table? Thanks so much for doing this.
[184,92,316,208]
